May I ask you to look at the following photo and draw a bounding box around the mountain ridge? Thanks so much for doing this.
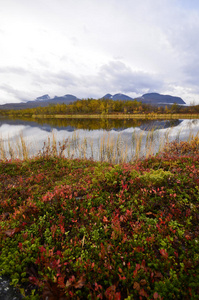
[101,92,185,105]
[138,93,185,105]
[0,92,186,110]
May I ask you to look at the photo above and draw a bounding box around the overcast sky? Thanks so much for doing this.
[1,0,199,105]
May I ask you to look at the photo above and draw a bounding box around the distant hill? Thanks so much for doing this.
[35,94,51,102]
[101,93,134,101]
[51,94,78,103]
[139,119,182,131]
[0,94,78,110]
[137,93,185,105]
[0,92,186,110]
[102,93,186,105]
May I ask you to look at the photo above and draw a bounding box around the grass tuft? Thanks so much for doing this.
[0,127,199,163]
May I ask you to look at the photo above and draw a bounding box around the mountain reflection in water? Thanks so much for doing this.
[0,117,199,161]
[0,117,183,132]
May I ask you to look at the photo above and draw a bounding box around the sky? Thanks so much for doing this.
[1,0,199,105]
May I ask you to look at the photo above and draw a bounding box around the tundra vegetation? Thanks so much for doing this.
[0,98,199,117]
[0,136,199,299]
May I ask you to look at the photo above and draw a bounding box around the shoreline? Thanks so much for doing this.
[4,113,199,119]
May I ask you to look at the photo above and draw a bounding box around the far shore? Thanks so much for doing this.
[4,113,199,119]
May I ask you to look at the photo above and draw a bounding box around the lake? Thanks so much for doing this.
[0,117,199,162]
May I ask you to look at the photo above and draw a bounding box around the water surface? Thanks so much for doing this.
[0,117,199,161]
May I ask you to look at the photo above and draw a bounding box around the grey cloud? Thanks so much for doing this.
[48,60,166,98]
[1,0,199,104]
[163,7,199,89]
[21,70,82,99]
[183,62,199,86]
[60,60,167,99]
[0,84,31,102]
[0,67,29,75]
[35,71,78,89]
[98,61,164,95]
[53,72,78,87]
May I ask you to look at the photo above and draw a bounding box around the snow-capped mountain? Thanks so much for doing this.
[0,92,186,110]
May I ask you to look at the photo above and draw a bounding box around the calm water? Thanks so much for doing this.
[0,117,199,161]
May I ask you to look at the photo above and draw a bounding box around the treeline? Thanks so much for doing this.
[6,115,148,130]
[1,98,199,116]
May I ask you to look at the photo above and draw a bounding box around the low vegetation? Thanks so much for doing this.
[1,98,199,117]
[0,137,199,299]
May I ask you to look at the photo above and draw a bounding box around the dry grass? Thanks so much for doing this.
[0,127,199,163]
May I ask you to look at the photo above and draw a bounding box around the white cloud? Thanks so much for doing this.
[0,0,199,104]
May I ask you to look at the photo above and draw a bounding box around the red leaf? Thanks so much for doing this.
[29,276,41,287]
[115,292,121,300]
[133,263,140,278]
[140,279,147,286]
[74,276,85,289]
[105,285,116,299]
[57,276,65,289]
[160,248,168,259]
[118,267,123,273]
[65,280,71,288]
[154,272,163,278]
[5,228,16,237]
[154,292,160,299]
[94,282,102,291]
[133,282,140,291]
[139,288,148,297]
[103,216,109,223]
[65,275,75,288]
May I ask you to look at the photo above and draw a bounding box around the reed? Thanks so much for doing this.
[99,133,106,162]
[131,129,145,160]
[104,133,114,163]
[145,128,156,158]
[20,133,29,160]
[0,126,199,163]
[0,138,6,161]
[157,130,165,154]
[69,131,79,158]
[0,133,30,160]
[52,132,58,157]
[8,138,15,160]
[15,137,23,159]
[80,137,87,159]
[89,138,94,160]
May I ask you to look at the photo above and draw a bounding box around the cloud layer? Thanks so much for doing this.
[0,0,199,104]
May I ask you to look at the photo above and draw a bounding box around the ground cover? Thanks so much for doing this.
[0,139,199,299]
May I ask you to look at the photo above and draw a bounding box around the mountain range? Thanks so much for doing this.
[101,93,185,105]
[0,92,186,110]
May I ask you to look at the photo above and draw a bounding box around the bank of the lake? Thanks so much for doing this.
[5,113,199,119]
[0,137,199,299]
